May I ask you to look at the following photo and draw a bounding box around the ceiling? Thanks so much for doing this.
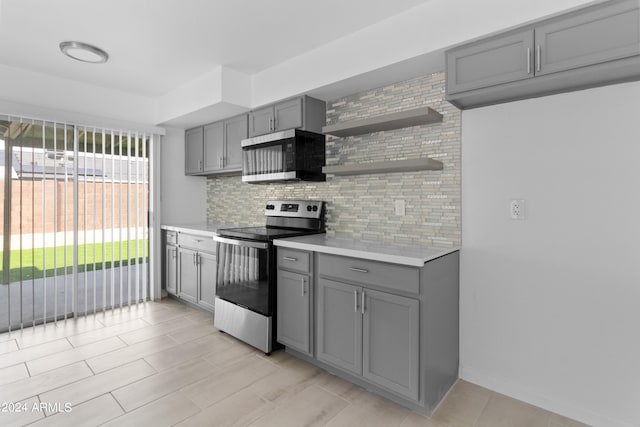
[0,0,432,98]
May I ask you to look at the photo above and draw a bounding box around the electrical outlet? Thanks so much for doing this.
[510,199,525,220]
[395,199,406,216]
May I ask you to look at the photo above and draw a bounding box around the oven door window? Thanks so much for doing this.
[215,238,270,316]
[242,141,289,176]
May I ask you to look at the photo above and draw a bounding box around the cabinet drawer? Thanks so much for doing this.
[178,233,216,253]
[165,231,178,245]
[277,248,310,273]
[317,254,419,294]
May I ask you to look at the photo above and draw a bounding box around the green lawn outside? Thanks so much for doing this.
[0,240,148,283]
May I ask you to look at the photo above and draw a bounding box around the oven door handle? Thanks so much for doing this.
[213,235,269,250]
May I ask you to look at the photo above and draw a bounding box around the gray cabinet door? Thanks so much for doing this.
[165,245,177,295]
[178,248,198,304]
[535,0,640,76]
[249,106,274,137]
[224,114,247,170]
[277,269,311,355]
[185,127,203,175]
[274,98,303,131]
[446,29,534,94]
[203,121,224,173]
[197,252,216,311]
[317,278,362,375]
[362,289,419,401]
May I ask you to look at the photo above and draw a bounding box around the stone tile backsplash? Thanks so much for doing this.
[207,72,461,248]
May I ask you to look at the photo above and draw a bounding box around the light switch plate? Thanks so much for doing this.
[395,199,406,216]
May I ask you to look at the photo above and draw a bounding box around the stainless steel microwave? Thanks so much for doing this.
[241,129,326,183]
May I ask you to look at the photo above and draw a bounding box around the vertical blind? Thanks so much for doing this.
[1,114,157,332]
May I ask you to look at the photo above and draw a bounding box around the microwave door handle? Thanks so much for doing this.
[213,235,269,250]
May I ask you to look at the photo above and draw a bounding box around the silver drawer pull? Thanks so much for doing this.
[283,256,298,262]
[361,290,365,314]
[349,267,369,273]
[354,290,358,313]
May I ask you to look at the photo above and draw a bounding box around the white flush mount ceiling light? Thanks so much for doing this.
[59,41,109,63]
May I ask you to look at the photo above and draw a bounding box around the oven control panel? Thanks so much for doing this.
[265,200,324,219]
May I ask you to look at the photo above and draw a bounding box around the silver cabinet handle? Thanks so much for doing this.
[349,267,369,273]
[283,256,297,262]
[536,45,541,72]
[198,160,202,170]
[354,290,358,313]
[361,290,365,314]
[193,253,197,265]
[301,278,306,296]
[527,47,531,74]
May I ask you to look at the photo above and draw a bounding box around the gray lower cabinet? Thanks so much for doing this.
[165,244,178,295]
[362,288,419,401]
[163,229,217,312]
[316,278,363,375]
[316,277,419,400]
[276,269,312,355]
[196,251,217,311]
[275,247,459,415]
[178,247,198,304]
[446,0,640,108]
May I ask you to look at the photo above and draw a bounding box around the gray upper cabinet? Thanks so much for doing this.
[249,106,274,137]
[185,113,248,176]
[447,29,534,95]
[446,0,640,109]
[249,96,326,137]
[277,269,311,355]
[274,98,303,131]
[317,277,363,375]
[203,121,224,172]
[362,289,419,401]
[224,114,247,170]
[535,0,640,76]
[185,127,204,175]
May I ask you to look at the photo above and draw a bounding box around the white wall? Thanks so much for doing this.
[460,81,640,427]
[159,127,206,224]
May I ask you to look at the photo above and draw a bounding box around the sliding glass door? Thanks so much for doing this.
[1,116,154,332]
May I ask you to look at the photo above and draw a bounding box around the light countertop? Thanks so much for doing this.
[274,234,459,267]
[160,221,245,237]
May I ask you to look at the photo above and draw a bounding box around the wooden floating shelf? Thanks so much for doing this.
[322,106,443,137]
[322,158,443,176]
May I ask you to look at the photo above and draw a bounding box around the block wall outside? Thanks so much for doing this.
[0,180,148,236]
[206,72,461,248]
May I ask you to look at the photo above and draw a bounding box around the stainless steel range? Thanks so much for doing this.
[213,200,325,354]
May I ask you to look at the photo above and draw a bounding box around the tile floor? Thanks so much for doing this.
[0,298,589,427]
